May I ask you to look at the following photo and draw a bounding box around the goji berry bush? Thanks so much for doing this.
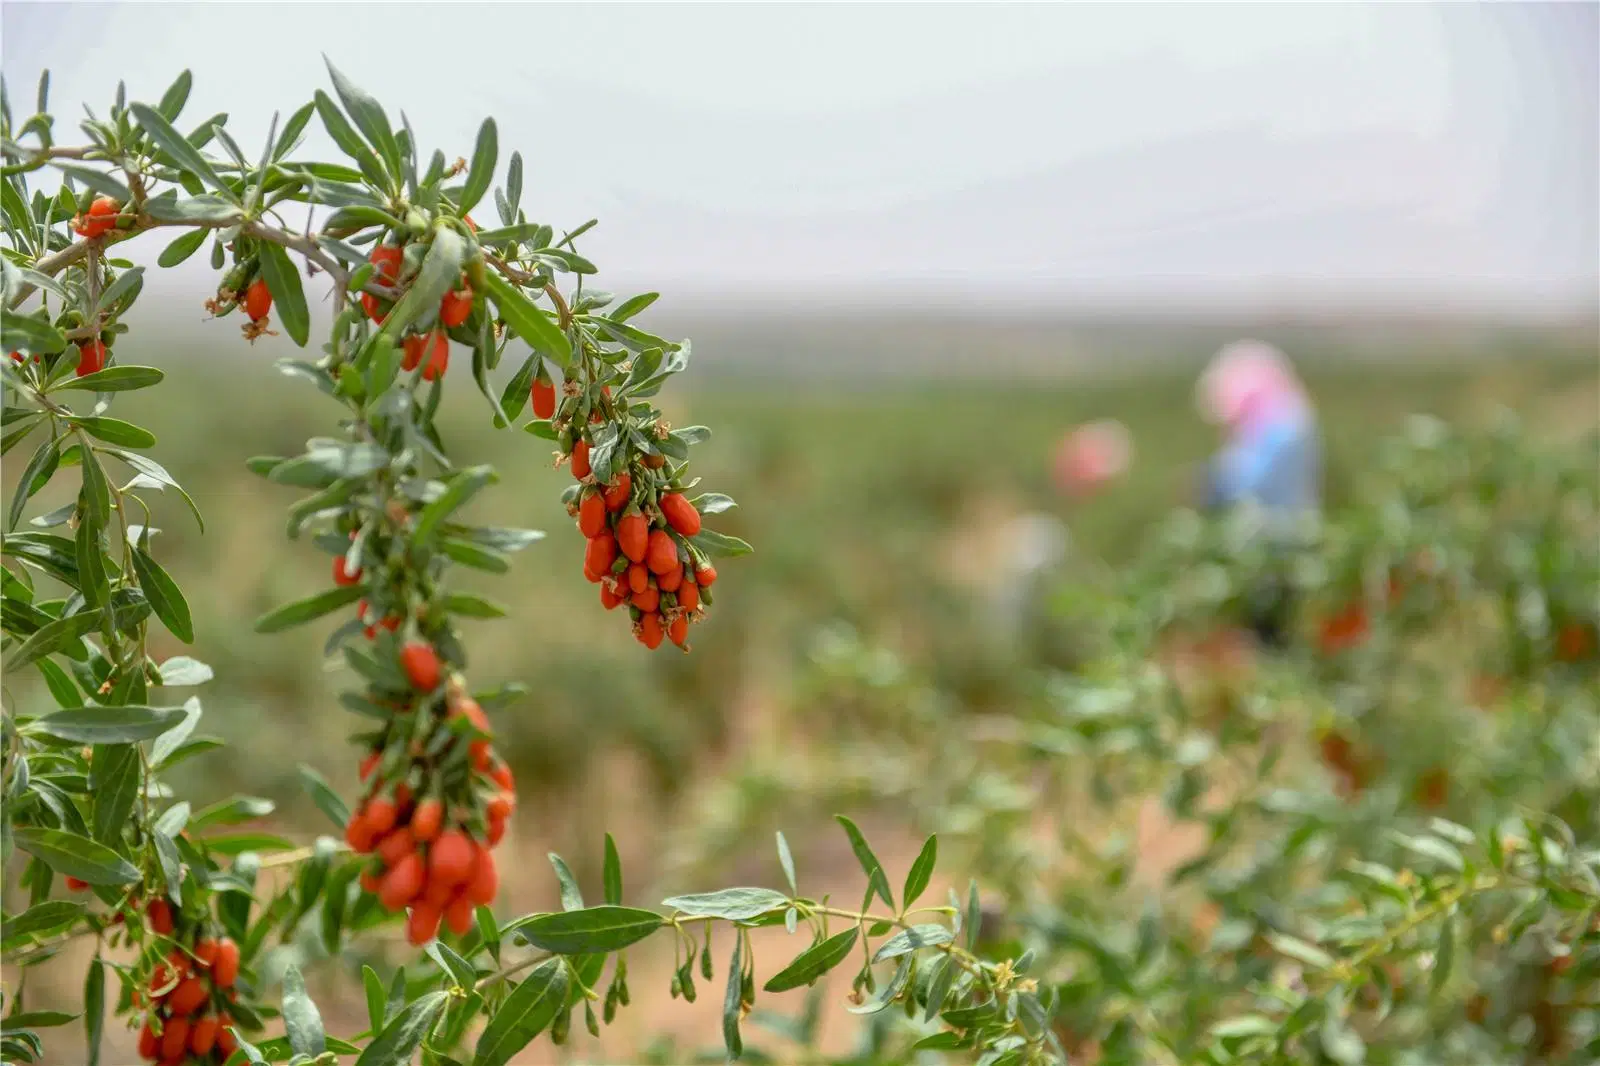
[2,66,1596,1066]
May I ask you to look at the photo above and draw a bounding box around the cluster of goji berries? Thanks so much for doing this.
[566,433,719,650]
[361,224,479,383]
[71,195,122,239]
[133,901,241,1066]
[343,641,512,945]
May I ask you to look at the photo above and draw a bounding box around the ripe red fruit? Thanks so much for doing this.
[215,1015,238,1058]
[76,339,107,377]
[584,532,618,583]
[412,799,443,843]
[466,849,499,905]
[603,473,632,512]
[378,826,416,868]
[379,852,426,910]
[632,585,660,613]
[679,582,701,613]
[406,902,442,946]
[345,810,376,853]
[401,333,425,371]
[65,876,89,891]
[360,866,382,894]
[439,285,473,328]
[420,330,450,382]
[694,563,717,587]
[617,514,649,563]
[429,831,477,887]
[487,810,507,847]
[194,938,219,970]
[646,529,678,575]
[138,1021,159,1059]
[160,1016,190,1061]
[669,614,689,647]
[658,563,684,593]
[578,492,606,538]
[445,893,476,936]
[659,493,702,536]
[333,555,362,587]
[491,763,514,791]
[637,613,665,650]
[146,898,174,935]
[359,750,380,781]
[1319,603,1368,655]
[169,975,209,1015]
[189,1015,219,1056]
[366,796,399,836]
[600,581,624,610]
[244,277,272,322]
[73,195,120,238]
[486,792,514,821]
[531,376,557,419]
[628,563,649,595]
[212,938,241,988]
[363,245,403,322]
[571,438,592,479]
[399,642,442,692]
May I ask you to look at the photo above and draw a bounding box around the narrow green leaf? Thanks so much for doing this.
[4,606,99,671]
[1,309,65,355]
[481,271,570,367]
[379,227,464,339]
[442,593,506,619]
[663,888,790,922]
[150,697,201,766]
[413,465,495,546]
[130,102,231,196]
[2,900,85,941]
[57,366,164,392]
[354,988,448,1066]
[130,546,193,643]
[258,242,310,347]
[324,58,401,188]
[69,416,155,449]
[515,906,662,955]
[312,91,388,190]
[30,705,186,744]
[51,164,131,202]
[471,958,567,1066]
[457,117,497,215]
[299,764,351,829]
[362,965,384,1036]
[35,658,82,708]
[763,928,859,993]
[903,835,937,908]
[254,584,363,633]
[548,853,585,911]
[691,528,754,559]
[8,436,59,532]
[775,831,798,895]
[603,833,622,906]
[13,827,140,884]
[428,942,476,989]
[723,934,743,1060]
[871,923,952,963]
[90,744,139,844]
[836,816,894,911]
[281,964,327,1057]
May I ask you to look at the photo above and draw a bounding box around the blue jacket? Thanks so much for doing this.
[1203,407,1321,518]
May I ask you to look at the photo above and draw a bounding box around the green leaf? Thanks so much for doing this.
[1,309,65,355]
[3,606,99,671]
[548,853,585,911]
[8,436,59,533]
[51,164,131,202]
[142,192,242,224]
[130,102,231,196]
[481,271,570,367]
[258,242,310,347]
[90,743,139,844]
[722,933,743,1061]
[426,941,476,991]
[663,888,790,923]
[609,292,659,323]
[493,353,538,428]
[775,831,798,895]
[849,954,911,1015]
[362,965,385,1036]
[312,91,388,190]
[57,366,164,392]
[515,906,662,955]
[1211,1015,1280,1039]
[438,538,509,574]
[190,795,274,831]
[379,227,464,339]
[2,1010,78,1029]
[1430,915,1455,999]
[69,416,155,449]
[690,493,738,517]
[835,816,894,911]
[603,833,622,906]
[150,697,202,766]
[254,584,363,634]
[903,834,937,909]
[472,958,568,1066]
[354,989,448,1066]
[414,465,495,546]
[298,764,351,830]
[35,658,82,708]
[104,449,203,531]
[691,529,754,560]
[156,69,192,121]
[83,952,105,1065]
[157,228,209,267]
[1266,932,1335,971]
[13,827,140,884]
[1388,831,1465,873]
[2,900,85,941]
[871,923,952,962]
[157,656,213,687]
[281,964,327,1057]
[29,705,186,744]
[457,118,497,215]
[763,928,859,992]
[129,547,193,643]
[442,593,506,619]
[324,58,401,188]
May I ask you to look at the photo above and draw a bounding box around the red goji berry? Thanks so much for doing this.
[73,196,120,238]
[76,340,106,377]
[694,563,717,587]
[399,642,442,692]
[584,531,618,583]
[578,491,606,538]
[160,1016,190,1061]
[168,975,209,1015]
[603,473,632,512]
[646,529,678,575]
[445,892,476,935]
[406,902,442,945]
[637,613,664,650]
[659,493,701,536]
[146,898,174,935]
[378,826,416,868]
[379,852,426,911]
[571,438,592,479]
[243,277,272,322]
[466,849,499,905]
[429,830,477,887]
[439,285,473,328]
[189,1015,219,1056]
[617,514,649,563]
[412,799,442,843]
[669,613,689,648]
[632,585,660,613]
[531,375,557,420]
[212,938,240,988]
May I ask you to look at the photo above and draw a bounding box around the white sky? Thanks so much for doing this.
[3,2,1597,315]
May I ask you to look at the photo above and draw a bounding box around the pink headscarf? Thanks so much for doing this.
[1195,341,1307,433]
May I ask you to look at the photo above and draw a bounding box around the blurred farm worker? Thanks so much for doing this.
[1194,340,1322,646]
[1054,418,1133,499]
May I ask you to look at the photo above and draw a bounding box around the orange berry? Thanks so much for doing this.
[345,810,376,853]
[212,938,240,989]
[465,848,499,906]
[694,563,717,587]
[646,529,678,575]
[369,243,403,281]
[360,866,382,894]
[632,585,660,613]
[531,376,557,420]
[616,514,649,563]
[627,563,649,595]
[578,491,607,538]
[406,902,442,946]
[445,892,476,936]
[584,532,617,583]
[168,975,209,1015]
[189,1014,218,1056]
[73,195,120,238]
[193,938,219,970]
[149,962,174,999]
[160,1016,190,1062]
[669,614,689,648]
[659,493,702,536]
[399,642,442,692]
[490,763,514,791]
[76,339,107,377]
[65,876,89,891]
[412,798,443,843]
[215,1015,238,1058]
[333,554,362,587]
[680,582,700,613]
[146,898,174,935]
[243,278,272,322]
[487,811,507,847]
[600,580,624,610]
[423,876,454,909]
[658,563,684,593]
[471,739,492,772]
[637,613,664,650]
[571,438,592,480]
[439,285,473,329]
[429,831,477,887]
[138,1021,160,1059]
[365,796,399,836]
[359,750,380,782]
[401,333,427,371]
[420,330,450,382]
[487,792,514,822]
[603,473,632,512]
[379,852,426,911]
[378,826,416,868]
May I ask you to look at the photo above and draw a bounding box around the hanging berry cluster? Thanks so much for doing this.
[132,902,242,1066]
[343,643,511,945]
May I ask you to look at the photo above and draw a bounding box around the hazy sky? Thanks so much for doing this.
[4,2,1597,315]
